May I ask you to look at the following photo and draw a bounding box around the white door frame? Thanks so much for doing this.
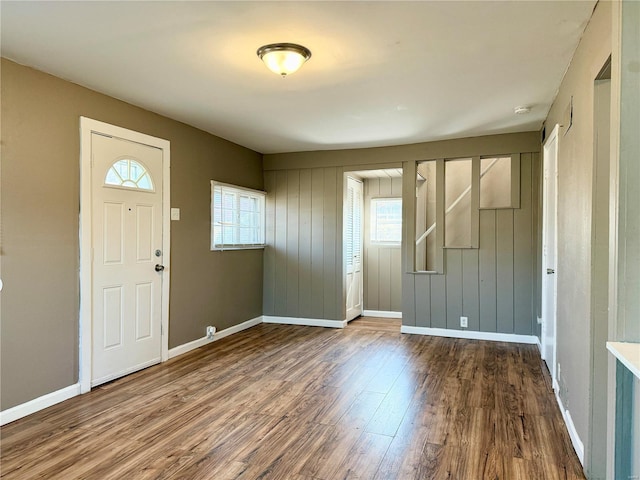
[542,123,559,387]
[344,175,364,321]
[79,117,171,394]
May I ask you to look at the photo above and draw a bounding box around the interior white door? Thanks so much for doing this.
[345,176,364,321]
[542,125,559,387]
[91,133,164,386]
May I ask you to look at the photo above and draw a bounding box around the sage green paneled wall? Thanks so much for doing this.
[363,177,403,313]
[263,168,343,320]
[263,132,540,328]
[403,153,539,335]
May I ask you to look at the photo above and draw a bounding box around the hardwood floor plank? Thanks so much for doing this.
[0,323,585,480]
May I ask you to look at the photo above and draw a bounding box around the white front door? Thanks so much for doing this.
[91,133,164,386]
[345,176,364,320]
[542,125,559,387]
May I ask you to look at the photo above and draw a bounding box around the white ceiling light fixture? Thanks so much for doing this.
[514,105,532,115]
[257,43,312,77]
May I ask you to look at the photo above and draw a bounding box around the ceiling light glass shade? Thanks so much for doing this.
[257,43,312,77]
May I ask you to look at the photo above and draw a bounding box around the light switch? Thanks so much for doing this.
[171,208,180,221]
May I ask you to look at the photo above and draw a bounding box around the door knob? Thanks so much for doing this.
[546,268,555,274]
[155,264,165,272]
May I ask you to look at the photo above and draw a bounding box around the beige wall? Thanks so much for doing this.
[542,0,612,475]
[0,59,264,410]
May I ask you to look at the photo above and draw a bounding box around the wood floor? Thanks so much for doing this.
[1,318,585,479]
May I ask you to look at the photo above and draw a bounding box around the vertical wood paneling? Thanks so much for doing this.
[379,177,392,196]
[363,176,402,313]
[311,168,325,318]
[430,275,447,328]
[336,168,345,320]
[402,273,416,326]
[414,274,431,327]
[462,249,480,331]
[263,149,537,329]
[401,163,416,325]
[366,179,380,310]
[514,153,533,334]
[263,171,276,315]
[445,249,463,329]
[323,167,338,319]
[286,170,300,317]
[367,248,380,310]
[378,248,391,311]
[531,152,542,334]
[496,209,515,333]
[298,169,313,318]
[390,248,402,311]
[479,209,497,332]
[274,170,288,316]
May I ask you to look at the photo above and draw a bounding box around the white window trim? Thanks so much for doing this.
[211,180,266,251]
[370,197,402,246]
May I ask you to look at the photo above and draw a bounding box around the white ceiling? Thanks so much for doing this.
[1,1,596,154]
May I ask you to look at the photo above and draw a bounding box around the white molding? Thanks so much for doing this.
[79,117,171,394]
[168,316,263,359]
[400,326,538,344]
[554,388,585,465]
[363,310,403,319]
[535,335,542,353]
[262,316,347,329]
[0,384,81,426]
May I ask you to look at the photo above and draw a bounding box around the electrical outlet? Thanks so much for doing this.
[206,326,216,339]
[460,316,468,328]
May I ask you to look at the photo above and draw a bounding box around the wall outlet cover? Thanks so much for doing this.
[206,326,216,338]
[460,316,468,328]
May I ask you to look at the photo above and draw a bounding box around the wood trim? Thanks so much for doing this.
[262,316,347,329]
[554,383,585,465]
[168,317,263,359]
[400,325,538,344]
[362,310,402,319]
[0,384,81,426]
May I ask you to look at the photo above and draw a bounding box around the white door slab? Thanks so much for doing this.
[542,124,559,386]
[91,133,164,386]
[345,176,364,321]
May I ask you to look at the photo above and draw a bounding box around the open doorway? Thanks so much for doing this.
[343,168,403,329]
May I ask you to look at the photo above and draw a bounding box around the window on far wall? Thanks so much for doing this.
[211,181,266,250]
[370,198,402,245]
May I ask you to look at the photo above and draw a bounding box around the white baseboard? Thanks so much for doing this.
[400,326,538,344]
[363,310,403,319]
[554,389,585,465]
[168,316,262,359]
[535,335,542,353]
[262,316,347,329]
[0,383,81,426]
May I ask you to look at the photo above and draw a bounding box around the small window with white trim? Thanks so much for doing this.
[370,197,402,245]
[211,181,266,250]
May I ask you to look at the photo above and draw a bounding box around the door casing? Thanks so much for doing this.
[79,117,171,394]
[542,123,559,387]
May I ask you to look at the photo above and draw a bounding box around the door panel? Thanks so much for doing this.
[345,176,364,320]
[91,133,163,386]
[542,126,558,386]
